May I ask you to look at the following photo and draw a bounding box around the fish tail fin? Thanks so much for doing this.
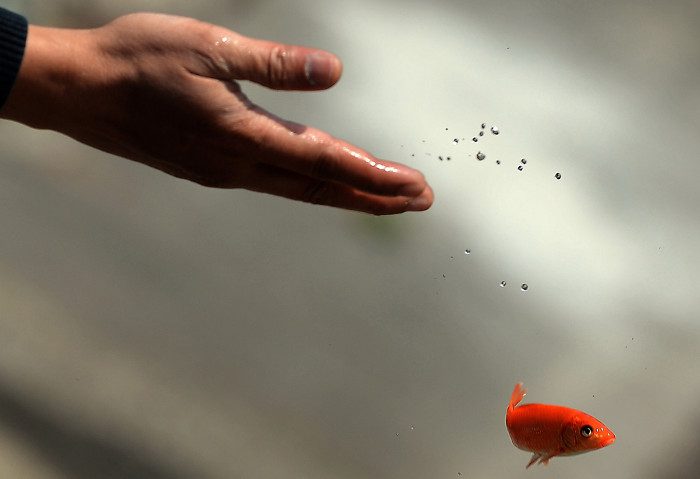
[508,382,527,411]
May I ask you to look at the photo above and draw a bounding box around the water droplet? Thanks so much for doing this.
[481,123,486,129]
[472,137,478,142]
[396,433,400,437]
[500,281,507,287]
[410,425,415,430]
[555,172,562,179]
[478,131,484,137]
[447,156,452,161]
[521,283,529,291]
[517,165,524,171]
[439,156,444,161]
[464,249,471,255]
[458,473,463,477]
[491,126,499,135]
[453,138,459,145]
[521,158,527,164]
[476,151,486,161]
[496,160,501,165]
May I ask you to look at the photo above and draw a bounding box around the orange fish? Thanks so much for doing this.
[505,383,615,468]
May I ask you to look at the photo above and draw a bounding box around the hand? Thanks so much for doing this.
[1,13,433,214]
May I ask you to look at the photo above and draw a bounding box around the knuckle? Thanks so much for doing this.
[192,21,234,48]
[309,146,340,181]
[302,180,333,205]
[242,115,278,154]
[267,45,292,88]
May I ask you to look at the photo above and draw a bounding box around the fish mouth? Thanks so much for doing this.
[601,435,616,447]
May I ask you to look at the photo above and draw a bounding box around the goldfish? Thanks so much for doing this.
[505,383,615,468]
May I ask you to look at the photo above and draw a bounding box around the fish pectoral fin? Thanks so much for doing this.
[526,453,541,469]
[526,451,559,468]
[538,451,559,466]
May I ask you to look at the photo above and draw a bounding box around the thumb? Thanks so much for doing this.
[217,34,343,90]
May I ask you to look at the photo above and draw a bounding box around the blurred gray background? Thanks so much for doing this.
[1,0,699,478]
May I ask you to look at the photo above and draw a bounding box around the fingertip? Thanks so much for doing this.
[304,51,343,88]
[406,185,434,212]
[397,177,428,197]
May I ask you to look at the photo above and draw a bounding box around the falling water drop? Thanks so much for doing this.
[478,131,485,137]
[476,151,486,161]
[465,249,471,255]
[555,172,562,179]
[517,165,524,171]
[496,160,501,165]
[521,158,527,164]
[472,137,478,142]
[491,126,500,135]
[453,138,459,145]
[500,281,507,287]
[521,283,529,291]
[481,123,486,129]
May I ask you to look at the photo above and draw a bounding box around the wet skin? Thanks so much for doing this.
[1,13,433,215]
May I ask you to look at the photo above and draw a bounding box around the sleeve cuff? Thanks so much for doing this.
[0,7,28,110]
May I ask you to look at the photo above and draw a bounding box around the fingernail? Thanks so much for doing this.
[304,52,339,87]
[407,193,432,212]
[398,182,426,197]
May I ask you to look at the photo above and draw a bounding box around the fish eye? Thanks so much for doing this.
[580,425,594,438]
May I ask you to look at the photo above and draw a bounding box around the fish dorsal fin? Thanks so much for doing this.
[509,382,527,410]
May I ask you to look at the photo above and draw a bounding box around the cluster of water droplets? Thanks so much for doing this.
[411,122,572,292]
[496,281,528,290]
[472,122,497,145]
[408,122,563,180]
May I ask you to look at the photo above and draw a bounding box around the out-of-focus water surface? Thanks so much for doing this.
[2,0,700,477]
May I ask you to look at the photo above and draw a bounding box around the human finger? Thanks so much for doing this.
[210,33,342,90]
[237,108,430,199]
[243,163,434,215]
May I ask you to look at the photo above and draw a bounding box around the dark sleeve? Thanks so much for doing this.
[0,6,28,110]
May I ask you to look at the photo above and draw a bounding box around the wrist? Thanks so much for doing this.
[0,25,94,130]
